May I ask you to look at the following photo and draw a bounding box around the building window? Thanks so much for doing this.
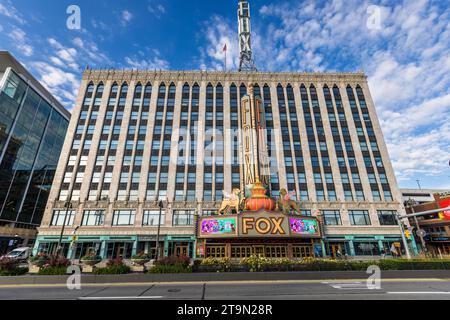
[349,210,371,225]
[378,210,397,225]
[112,210,135,226]
[51,210,76,226]
[81,210,105,226]
[143,210,165,226]
[322,210,341,225]
[173,210,195,226]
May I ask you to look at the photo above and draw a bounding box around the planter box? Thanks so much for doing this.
[130,265,145,273]
[28,265,40,274]
[131,259,150,266]
[194,265,224,273]
[82,265,94,273]
[80,260,102,267]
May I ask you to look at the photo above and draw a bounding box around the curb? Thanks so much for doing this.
[0,270,449,285]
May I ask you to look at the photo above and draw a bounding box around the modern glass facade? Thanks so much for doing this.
[0,52,69,253]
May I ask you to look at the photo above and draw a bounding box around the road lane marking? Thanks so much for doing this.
[79,296,164,300]
[388,291,450,295]
[0,278,448,289]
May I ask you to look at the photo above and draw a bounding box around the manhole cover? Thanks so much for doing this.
[168,289,181,293]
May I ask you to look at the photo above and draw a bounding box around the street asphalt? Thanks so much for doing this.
[0,271,449,300]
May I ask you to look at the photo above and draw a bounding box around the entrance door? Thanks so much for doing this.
[330,244,342,259]
[253,245,264,257]
[175,243,189,257]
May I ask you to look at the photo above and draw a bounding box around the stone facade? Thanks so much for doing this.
[35,70,416,259]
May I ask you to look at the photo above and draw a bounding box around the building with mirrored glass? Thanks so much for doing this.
[0,51,70,254]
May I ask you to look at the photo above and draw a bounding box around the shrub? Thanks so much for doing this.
[93,258,131,275]
[150,264,192,274]
[155,255,190,267]
[37,255,71,275]
[240,255,271,272]
[0,258,28,276]
[200,257,231,272]
[131,252,151,260]
[29,253,51,267]
[80,254,102,261]
[150,255,191,273]
[38,266,68,275]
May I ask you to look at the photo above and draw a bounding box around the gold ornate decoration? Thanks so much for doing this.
[276,188,301,215]
[218,188,244,215]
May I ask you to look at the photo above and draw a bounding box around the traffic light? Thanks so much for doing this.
[404,230,411,238]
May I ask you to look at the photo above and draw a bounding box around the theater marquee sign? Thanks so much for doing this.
[198,211,321,239]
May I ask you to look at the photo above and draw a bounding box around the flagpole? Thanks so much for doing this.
[224,46,227,72]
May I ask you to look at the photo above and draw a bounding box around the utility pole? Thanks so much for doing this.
[406,198,427,254]
[154,200,164,262]
[416,179,422,190]
[55,201,72,257]
[395,212,412,259]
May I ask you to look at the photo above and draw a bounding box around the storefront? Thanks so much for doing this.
[34,234,197,259]
[323,235,416,257]
[197,210,322,259]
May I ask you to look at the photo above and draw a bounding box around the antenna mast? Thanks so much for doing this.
[238,0,257,72]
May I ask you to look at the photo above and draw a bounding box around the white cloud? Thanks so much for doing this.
[148,2,166,18]
[31,61,80,108]
[0,0,25,24]
[8,27,34,57]
[120,10,133,26]
[125,55,169,70]
[199,0,450,187]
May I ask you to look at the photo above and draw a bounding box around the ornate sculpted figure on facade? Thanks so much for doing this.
[218,188,244,215]
[276,189,301,215]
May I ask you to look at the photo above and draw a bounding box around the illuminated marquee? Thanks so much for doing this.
[197,211,321,238]
[289,217,320,236]
[200,217,238,237]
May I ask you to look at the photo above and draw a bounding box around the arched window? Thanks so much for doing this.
[96,83,104,94]
[121,82,128,94]
[144,83,152,94]
[86,82,94,94]
[134,83,142,95]
[111,83,118,95]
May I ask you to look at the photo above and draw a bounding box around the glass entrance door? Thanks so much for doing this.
[174,243,189,257]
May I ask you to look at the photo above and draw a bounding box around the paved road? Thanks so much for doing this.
[0,278,449,300]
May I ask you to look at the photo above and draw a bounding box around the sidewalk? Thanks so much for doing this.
[1,270,449,285]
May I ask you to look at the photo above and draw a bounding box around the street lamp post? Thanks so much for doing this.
[55,201,72,257]
[395,212,411,259]
[407,198,427,254]
[154,200,164,262]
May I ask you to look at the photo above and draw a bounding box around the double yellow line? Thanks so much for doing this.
[0,278,448,289]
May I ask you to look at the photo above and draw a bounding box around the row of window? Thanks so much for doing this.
[50,209,195,227]
[323,210,397,226]
[50,209,397,228]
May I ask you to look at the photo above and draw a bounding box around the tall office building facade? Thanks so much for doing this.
[35,69,417,259]
[0,51,70,253]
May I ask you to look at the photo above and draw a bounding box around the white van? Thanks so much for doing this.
[2,247,31,261]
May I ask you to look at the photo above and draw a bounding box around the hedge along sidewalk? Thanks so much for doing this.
[0,270,450,285]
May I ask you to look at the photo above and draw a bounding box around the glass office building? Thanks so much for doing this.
[0,51,70,253]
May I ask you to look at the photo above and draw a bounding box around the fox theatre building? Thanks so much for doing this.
[197,209,322,259]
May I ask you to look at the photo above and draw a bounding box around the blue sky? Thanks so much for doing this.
[0,0,449,190]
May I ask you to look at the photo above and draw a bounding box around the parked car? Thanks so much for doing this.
[1,247,31,262]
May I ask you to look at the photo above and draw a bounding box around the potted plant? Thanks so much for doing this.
[131,252,151,266]
[80,253,102,266]
[28,253,50,273]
